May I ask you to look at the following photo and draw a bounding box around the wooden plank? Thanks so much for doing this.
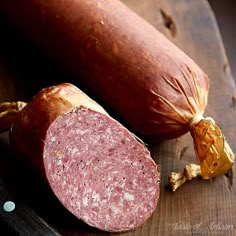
[132,1,236,236]
[0,0,235,235]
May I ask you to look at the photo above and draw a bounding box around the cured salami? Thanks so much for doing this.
[1,0,234,179]
[0,0,209,141]
[10,83,160,232]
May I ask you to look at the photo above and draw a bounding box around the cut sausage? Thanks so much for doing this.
[10,83,160,232]
[44,106,159,231]
[10,83,107,176]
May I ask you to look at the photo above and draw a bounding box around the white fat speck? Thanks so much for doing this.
[147,187,154,192]
[106,189,112,200]
[106,127,111,134]
[148,178,153,183]
[57,159,63,166]
[51,136,56,142]
[83,197,88,206]
[110,205,120,215]
[107,177,112,181]
[76,129,88,135]
[71,147,78,156]
[124,192,135,201]
[92,191,100,203]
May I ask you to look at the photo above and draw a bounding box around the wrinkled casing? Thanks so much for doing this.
[1,0,209,141]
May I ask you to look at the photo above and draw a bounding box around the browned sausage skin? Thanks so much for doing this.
[0,0,209,141]
[10,83,160,232]
[10,83,107,175]
[1,0,233,184]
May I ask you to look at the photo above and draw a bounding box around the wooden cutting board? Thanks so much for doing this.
[0,0,235,235]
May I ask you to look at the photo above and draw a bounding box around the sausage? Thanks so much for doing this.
[0,0,209,142]
[10,83,160,232]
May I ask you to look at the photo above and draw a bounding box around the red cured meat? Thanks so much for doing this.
[10,83,107,176]
[10,83,160,232]
[44,107,159,231]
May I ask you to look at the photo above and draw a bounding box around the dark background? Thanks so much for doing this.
[208,0,236,81]
[0,0,235,235]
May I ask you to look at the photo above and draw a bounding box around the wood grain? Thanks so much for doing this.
[0,0,235,235]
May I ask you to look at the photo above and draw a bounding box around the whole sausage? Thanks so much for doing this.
[0,0,209,142]
[10,83,160,232]
[0,0,234,180]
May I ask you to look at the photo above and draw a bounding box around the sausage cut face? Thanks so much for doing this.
[43,106,160,232]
